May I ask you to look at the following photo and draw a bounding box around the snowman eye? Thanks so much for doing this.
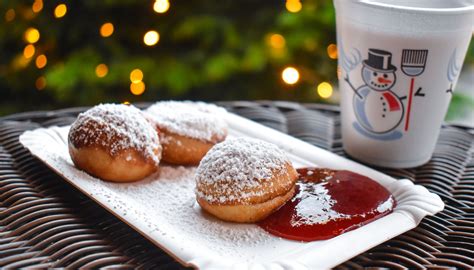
[383,74,388,78]
[373,72,378,76]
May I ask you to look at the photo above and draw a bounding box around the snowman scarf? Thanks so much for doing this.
[382,91,401,111]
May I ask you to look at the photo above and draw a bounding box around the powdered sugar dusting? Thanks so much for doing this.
[69,104,161,164]
[85,165,271,257]
[377,197,394,213]
[21,124,428,268]
[291,181,395,227]
[145,101,228,142]
[291,182,347,226]
[195,137,291,204]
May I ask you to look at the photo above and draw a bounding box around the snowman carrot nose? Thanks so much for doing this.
[378,77,392,84]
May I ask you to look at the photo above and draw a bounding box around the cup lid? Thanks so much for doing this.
[358,0,474,15]
[334,0,474,32]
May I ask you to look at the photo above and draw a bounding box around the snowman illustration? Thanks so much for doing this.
[345,49,404,140]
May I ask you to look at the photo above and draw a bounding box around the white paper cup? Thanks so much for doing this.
[334,0,473,168]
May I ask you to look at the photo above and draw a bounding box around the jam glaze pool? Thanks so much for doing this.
[258,168,396,242]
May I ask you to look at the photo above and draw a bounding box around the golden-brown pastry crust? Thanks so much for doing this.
[196,163,298,205]
[197,186,295,223]
[68,104,162,182]
[145,101,228,166]
[195,137,298,223]
[69,145,159,182]
[159,129,218,165]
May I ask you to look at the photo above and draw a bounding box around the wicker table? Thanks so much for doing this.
[1,101,473,269]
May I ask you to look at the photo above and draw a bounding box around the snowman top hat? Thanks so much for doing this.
[363,49,397,72]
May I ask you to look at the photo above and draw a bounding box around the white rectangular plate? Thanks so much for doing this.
[20,112,444,270]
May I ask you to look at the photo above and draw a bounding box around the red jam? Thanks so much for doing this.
[258,168,396,242]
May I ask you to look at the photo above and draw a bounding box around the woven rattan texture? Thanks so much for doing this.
[0,102,473,269]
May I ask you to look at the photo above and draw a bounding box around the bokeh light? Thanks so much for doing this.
[286,0,302,13]
[35,76,46,90]
[154,0,170,13]
[95,64,109,78]
[12,55,31,70]
[317,82,333,99]
[54,4,67,18]
[130,69,144,83]
[5,9,15,22]
[35,54,47,69]
[23,44,36,59]
[3,0,347,115]
[282,67,299,85]
[24,28,40,44]
[32,0,43,13]
[100,22,114,37]
[130,81,146,95]
[143,31,160,46]
[327,44,338,59]
[123,101,131,105]
[268,34,285,49]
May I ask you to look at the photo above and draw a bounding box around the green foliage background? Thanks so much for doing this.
[0,0,472,116]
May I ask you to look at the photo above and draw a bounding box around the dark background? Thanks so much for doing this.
[0,0,472,118]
